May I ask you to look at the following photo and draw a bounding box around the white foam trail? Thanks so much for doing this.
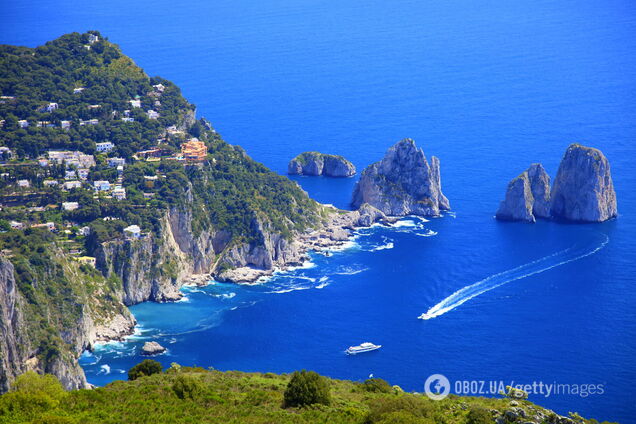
[370,241,394,251]
[98,364,111,375]
[415,230,438,237]
[419,235,609,320]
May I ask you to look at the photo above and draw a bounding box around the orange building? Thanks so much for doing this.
[181,138,207,162]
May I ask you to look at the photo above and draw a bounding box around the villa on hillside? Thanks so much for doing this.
[124,225,141,239]
[181,138,207,162]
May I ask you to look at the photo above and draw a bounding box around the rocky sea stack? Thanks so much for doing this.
[496,144,617,223]
[551,144,617,222]
[496,164,551,222]
[351,138,450,216]
[288,152,356,177]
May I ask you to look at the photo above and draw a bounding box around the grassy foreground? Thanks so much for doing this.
[0,365,616,424]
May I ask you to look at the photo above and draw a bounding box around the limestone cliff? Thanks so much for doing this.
[351,138,450,216]
[496,164,551,222]
[288,152,356,177]
[551,144,617,222]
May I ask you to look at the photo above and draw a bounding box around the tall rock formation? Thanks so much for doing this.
[288,152,356,177]
[496,163,551,222]
[551,144,617,222]
[351,138,450,216]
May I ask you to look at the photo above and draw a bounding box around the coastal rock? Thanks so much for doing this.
[527,163,551,218]
[351,138,450,216]
[550,144,617,222]
[288,152,356,177]
[142,341,166,355]
[496,164,551,223]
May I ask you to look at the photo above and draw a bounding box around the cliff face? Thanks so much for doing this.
[496,164,551,223]
[551,144,617,222]
[0,257,28,392]
[288,152,356,177]
[351,138,450,216]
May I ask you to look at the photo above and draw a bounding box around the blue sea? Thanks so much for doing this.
[3,1,636,422]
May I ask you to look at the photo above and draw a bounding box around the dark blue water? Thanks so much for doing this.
[3,1,636,421]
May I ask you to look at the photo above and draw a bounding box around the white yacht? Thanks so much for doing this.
[346,342,381,355]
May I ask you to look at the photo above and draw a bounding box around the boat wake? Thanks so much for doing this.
[419,235,609,320]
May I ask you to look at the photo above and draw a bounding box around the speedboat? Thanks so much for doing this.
[346,342,381,355]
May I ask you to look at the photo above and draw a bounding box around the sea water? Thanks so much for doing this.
[3,0,636,421]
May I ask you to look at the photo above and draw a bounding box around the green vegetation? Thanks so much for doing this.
[283,370,331,408]
[127,359,163,381]
[0,367,613,424]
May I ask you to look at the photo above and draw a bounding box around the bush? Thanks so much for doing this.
[466,406,492,424]
[367,395,434,423]
[172,374,204,400]
[127,359,162,381]
[283,370,331,408]
[362,378,393,393]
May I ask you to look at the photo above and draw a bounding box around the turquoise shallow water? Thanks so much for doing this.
[3,0,636,421]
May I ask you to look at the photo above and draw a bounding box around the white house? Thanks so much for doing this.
[18,120,29,128]
[62,202,79,211]
[73,87,85,94]
[0,146,12,160]
[147,110,159,120]
[112,187,126,200]
[95,142,114,153]
[122,117,135,122]
[108,157,126,167]
[124,225,141,239]
[43,179,59,187]
[153,83,165,92]
[116,165,124,176]
[10,221,24,230]
[64,180,82,190]
[88,34,99,44]
[77,168,89,179]
[17,179,30,188]
[130,99,141,108]
[38,159,49,167]
[93,180,110,191]
[65,170,77,180]
[61,120,71,129]
[46,102,58,112]
[78,226,91,236]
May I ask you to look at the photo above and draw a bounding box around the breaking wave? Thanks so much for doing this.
[419,235,609,320]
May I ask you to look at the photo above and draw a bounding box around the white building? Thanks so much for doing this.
[122,117,135,122]
[46,102,58,112]
[130,99,141,108]
[0,146,12,160]
[96,142,114,152]
[64,180,82,190]
[10,221,24,230]
[153,83,165,92]
[73,87,85,94]
[124,225,141,239]
[93,180,110,191]
[62,202,79,211]
[61,120,71,129]
[18,120,29,128]
[147,110,159,120]
[108,157,126,167]
[17,179,30,188]
[77,168,89,180]
[88,34,99,44]
[112,187,126,200]
[43,180,59,187]
[78,226,91,236]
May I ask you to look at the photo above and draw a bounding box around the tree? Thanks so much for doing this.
[283,370,331,408]
[466,406,492,424]
[128,359,162,381]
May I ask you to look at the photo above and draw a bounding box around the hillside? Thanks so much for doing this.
[0,32,332,392]
[0,366,614,424]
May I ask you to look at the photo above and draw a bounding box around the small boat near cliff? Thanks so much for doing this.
[346,342,381,355]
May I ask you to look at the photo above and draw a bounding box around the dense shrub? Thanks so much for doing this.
[172,374,204,400]
[366,395,434,423]
[283,370,331,408]
[466,406,492,424]
[362,378,393,393]
[127,359,162,381]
